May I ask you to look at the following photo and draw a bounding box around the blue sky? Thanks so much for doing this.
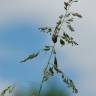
[0,19,48,82]
[0,0,96,96]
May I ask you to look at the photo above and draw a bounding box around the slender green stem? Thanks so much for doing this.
[38,44,55,96]
[45,45,55,70]
[38,78,45,96]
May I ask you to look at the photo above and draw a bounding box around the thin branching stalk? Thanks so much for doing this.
[38,44,55,96]
[20,0,82,95]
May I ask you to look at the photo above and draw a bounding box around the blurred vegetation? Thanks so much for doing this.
[14,86,69,96]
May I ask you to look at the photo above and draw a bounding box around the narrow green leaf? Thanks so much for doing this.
[43,46,50,51]
[63,32,70,39]
[52,33,58,43]
[67,24,75,32]
[54,56,58,68]
[60,39,65,46]
[21,52,39,63]
[49,67,54,75]
[0,85,15,96]
[57,20,62,26]
[64,2,69,10]
[72,13,82,18]
[73,0,78,2]
[69,0,73,3]
[67,18,74,22]
[39,27,52,33]
[59,15,64,19]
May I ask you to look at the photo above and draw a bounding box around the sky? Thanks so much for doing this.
[0,0,96,96]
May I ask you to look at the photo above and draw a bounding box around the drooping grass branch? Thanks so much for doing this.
[0,84,15,96]
[20,0,82,96]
